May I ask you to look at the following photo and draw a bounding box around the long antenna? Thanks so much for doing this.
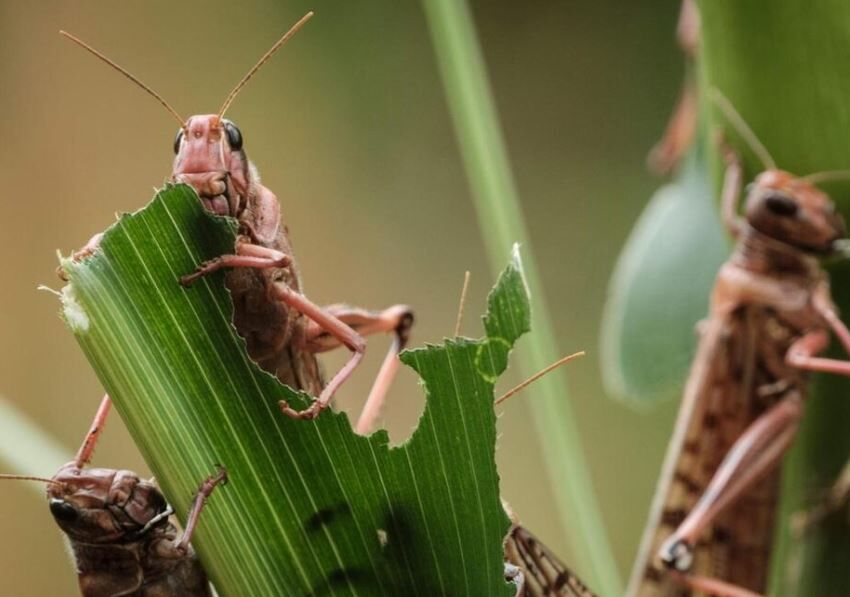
[710,88,776,171]
[218,11,314,118]
[802,170,850,184]
[495,351,585,405]
[0,474,64,488]
[60,31,186,128]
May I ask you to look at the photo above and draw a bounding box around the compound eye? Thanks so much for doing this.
[173,129,184,154]
[49,499,78,523]
[765,193,798,217]
[223,120,243,151]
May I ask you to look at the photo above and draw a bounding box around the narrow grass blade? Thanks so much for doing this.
[0,397,72,483]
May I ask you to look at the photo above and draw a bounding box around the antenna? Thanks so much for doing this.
[710,88,776,171]
[60,31,186,128]
[0,474,65,488]
[218,11,314,118]
[801,170,850,185]
[495,351,585,405]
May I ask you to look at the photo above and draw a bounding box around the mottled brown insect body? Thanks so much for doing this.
[0,398,227,597]
[173,113,324,397]
[49,464,213,597]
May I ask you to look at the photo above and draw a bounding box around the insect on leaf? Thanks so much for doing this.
[58,184,529,596]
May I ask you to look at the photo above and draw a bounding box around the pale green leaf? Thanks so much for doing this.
[600,151,728,407]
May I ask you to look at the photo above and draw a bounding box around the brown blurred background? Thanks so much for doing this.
[0,0,682,594]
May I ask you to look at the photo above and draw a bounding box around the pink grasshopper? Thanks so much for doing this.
[61,12,412,434]
[628,90,850,597]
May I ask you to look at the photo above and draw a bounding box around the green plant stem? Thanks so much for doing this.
[420,1,621,594]
[697,1,850,593]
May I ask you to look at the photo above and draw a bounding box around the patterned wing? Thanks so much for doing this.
[627,306,785,596]
[504,524,597,597]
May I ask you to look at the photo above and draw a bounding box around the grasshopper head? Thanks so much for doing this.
[172,114,250,217]
[48,464,169,544]
[745,169,846,254]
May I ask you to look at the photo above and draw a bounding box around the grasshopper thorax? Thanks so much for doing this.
[745,169,846,254]
[47,464,169,544]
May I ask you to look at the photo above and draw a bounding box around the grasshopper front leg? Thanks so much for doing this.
[179,242,291,286]
[172,467,228,555]
[73,393,112,468]
[181,237,412,425]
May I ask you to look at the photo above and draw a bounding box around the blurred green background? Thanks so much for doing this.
[0,0,683,594]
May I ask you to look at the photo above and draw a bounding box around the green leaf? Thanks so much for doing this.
[600,150,728,407]
[60,184,523,596]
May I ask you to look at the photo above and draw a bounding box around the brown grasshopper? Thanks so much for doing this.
[1,396,226,597]
[627,91,850,597]
[61,12,413,433]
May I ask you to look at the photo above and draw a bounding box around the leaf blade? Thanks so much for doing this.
[63,185,529,595]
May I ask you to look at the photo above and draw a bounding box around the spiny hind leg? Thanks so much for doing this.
[659,395,802,580]
[272,285,368,421]
[303,304,414,434]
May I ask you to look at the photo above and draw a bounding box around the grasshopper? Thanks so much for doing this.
[627,91,850,597]
[1,396,226,597]
[61,12,413,434]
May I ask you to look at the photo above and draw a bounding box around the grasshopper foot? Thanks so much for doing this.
[659,536,694,572]
[59,233,106,281]
[279,400,324,421]
[179,258,223,287]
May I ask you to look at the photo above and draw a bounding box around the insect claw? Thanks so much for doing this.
[278,400,321,420]
[179,269,207,287]
[211,464,228,486]
[659,536,694,572]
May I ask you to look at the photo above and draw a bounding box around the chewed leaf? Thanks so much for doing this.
[61,184,526,596]
[599,150,729,408]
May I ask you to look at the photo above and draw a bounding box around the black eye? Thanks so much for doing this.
[173,129,183,154]
[765,193,798,217]
[49,499,78,522]
[223,120,243,151]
